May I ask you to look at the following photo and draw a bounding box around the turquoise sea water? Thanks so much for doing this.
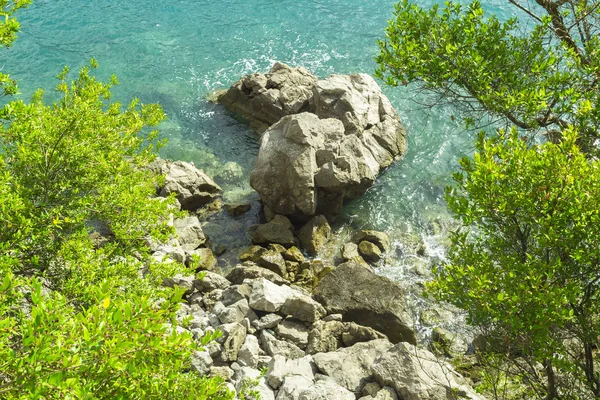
[3,0,514,280]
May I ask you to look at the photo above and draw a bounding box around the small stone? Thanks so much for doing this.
[217,322,247,363]
[209,366,234,381]
[283,246,305,263]
[191,350,213,376]
[174,216,206,251]
[280,293,326,323]
[226,262,289,285]
[352,230,391,253]
[202,289,224,312]
[261,330,305,360]
[238,334,260,368]
[222,284,252,307]
[266,354,315,390]
[162,274,195,295]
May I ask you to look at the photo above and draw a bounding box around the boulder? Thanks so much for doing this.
[313,339,392,394]
[221,63,406,221]
[239,245,287,277]
[313,262,416,344]
[371,342,482,400]
[218,298,251,324]
[218,62,318,132]
[217,322,247,363]
[251,215,296,247]
[152,159,221,211]
[173,216,206,251]
[297,215,331,255]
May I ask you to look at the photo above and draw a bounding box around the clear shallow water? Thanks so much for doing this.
[3,0,513,282]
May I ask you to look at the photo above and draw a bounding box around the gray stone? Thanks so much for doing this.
[261,330,305,359]
[314,262,416,344]
[280,293,326,323]
[194,271,231,292]
[191,350,213,376]
[276,319,309,348]
[155,243,186,264]
[266,354,315,390]
[252,313,284,330]
[297,215,331,255]
[248,278,298,313]
[306,320,388,355]
[313,339,392,394]
[202,289,224,311]
[218,298,251,324]
[233,367,275,400]
[277,375,314,400]
[174,216,206,251]
[371,342,482,400]
[238,334,260,368]
[360,387,398,400]
[209,365,234,381]
[217,322,247,363]
[222,284,252,307]
[162,274,195,295]
[297,377,355,400]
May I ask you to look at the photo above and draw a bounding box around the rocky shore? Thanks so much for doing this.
[140,63,484,399]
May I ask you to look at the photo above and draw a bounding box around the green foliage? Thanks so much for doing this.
[376,0,600,152]
[429,128,600,398]
[0,6,233,397]
[0,0,30,95]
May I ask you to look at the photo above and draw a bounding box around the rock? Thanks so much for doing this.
[224,202,252,217]
[277,375,314,400]
[248,278,297,313]
[223,64,406,221]
[362,382,383,397]
[352,230,391,253]
[297,215,331,255]
[261,330,305,360]
[252,314,283,330]
[217,322,247,363]
[360,387,398,400]
[191,350,213,376]
[430,327,469,357]
[341,242,360,260]
[154,243,186,264]
[202,289,224,311]
[226,262,289,286]
[297,376,355,400]
[371,342,482,400]
[266,354,315,390]
[283,246,305,263]
[154,159,221,211]
[306,320,387,354]
[239,245,287,277]
[222,284,252,307]
[313,262,416,344]
[233,367,275,400]
[162,274,195,295]
[218,62,318,131]
[358,241,383,263]
[280,293,326,323]
[218,299,251,324]
[194,271,231,292]
[313,339,392,394]
[251,215,295,247]
[238,334,261,368]
[276,319,309,348]
[173,216,206,251]
[209,365,234,381]
[186,247,217,271]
